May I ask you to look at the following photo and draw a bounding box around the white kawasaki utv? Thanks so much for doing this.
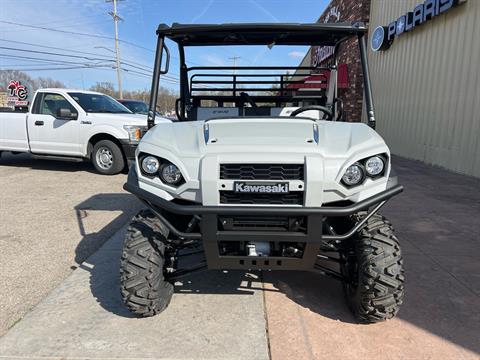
[120,23,404,323]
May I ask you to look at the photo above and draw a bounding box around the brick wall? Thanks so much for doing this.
[311,0,371,121]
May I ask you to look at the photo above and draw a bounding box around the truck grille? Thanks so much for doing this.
[220,164,304,180]
[220,191,303,205]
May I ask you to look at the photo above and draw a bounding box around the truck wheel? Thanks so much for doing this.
[92,139,125,175]
[341,213,404,323]
[120,209,174,317]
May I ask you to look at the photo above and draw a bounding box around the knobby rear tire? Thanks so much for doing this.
[120,209,174,317]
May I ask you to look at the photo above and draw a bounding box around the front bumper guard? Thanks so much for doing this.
[124,168,403,237]
[124,168,403,271]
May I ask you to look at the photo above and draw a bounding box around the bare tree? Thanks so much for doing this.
[88,82,178,114]
[89,81,116,97]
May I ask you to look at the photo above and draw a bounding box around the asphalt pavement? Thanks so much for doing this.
[0,152,142,336]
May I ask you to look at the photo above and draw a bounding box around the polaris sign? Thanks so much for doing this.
[234,182,289,194]
[371,0,466,51]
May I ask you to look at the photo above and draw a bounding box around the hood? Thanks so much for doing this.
[140,117,388,158]
[204,118,316,146]
[89,113,171,126]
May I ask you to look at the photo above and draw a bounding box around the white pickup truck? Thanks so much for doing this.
[0,88,168,174]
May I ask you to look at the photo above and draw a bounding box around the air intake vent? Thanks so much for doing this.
[220,191,303,205]
[220,164,304,180]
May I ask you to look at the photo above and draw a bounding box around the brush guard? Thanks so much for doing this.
[124,168,403,280]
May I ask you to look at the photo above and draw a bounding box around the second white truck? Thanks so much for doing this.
[0,88,169,174]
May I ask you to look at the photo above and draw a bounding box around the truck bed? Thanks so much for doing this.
[0,113,29,152]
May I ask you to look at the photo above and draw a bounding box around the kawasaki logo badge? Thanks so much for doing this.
[234,182,289,194]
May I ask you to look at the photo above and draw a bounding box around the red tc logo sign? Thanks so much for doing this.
[7,80,28,101]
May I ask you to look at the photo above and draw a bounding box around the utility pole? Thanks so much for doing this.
[107,0,123,99]
[229,56,241,75]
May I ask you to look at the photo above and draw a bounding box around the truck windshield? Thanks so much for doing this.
[68,92,132,114]
[120,100,148,115]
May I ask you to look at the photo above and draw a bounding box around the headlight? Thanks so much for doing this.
[365,156,385,176]
[124,125,146,143]
[342,163,365,186]
[160,163,183,184]
[141,156,160,174]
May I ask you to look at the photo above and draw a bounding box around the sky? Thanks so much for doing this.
[0,0,328,92]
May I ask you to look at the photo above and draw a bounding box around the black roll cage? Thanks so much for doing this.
[147,22,376,129]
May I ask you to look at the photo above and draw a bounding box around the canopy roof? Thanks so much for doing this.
[156,22,367,46]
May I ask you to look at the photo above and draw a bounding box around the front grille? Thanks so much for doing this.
[219,216,307,232]
[221,216,290,231]
[220,164,304,180]
[220,191,303,205]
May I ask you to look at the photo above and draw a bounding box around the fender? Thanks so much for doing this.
[82,125,128,156]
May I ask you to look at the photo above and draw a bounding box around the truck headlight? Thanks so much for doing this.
[342,163,365,186]
[160,163,183,185]
[124,125,146,143]
[365,156,385,176]
[141,156,160,174]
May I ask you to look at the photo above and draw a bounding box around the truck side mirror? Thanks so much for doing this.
[57,108,78,120]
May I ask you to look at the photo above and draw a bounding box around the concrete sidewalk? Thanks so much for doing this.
[0,224,269,360]
[263,157,480,360]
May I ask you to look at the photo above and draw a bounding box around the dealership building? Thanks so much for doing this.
[295,0,479,177]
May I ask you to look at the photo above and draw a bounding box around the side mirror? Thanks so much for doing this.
[57,108,78,120]
[160,43,170,74]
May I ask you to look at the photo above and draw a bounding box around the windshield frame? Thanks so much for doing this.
[68,92,133,114]
[147,22,375,129]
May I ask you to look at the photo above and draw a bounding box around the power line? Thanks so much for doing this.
[0,43,183,87]
[0,51,180,83]
[0,21,203,66]
[0,18,112,34]
[0,65,179,85]
[0,45,180,81]
[0,39,159,72]
[0,45,118,62]
[0,20,154,53]
[0,15,108,31]
[0,54,111,67]
[0,41,182,79]
[0,65,114,71]
[5,56,180,83]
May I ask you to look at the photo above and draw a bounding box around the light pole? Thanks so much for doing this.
[106,0,124,99]
[229,56,241,75]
